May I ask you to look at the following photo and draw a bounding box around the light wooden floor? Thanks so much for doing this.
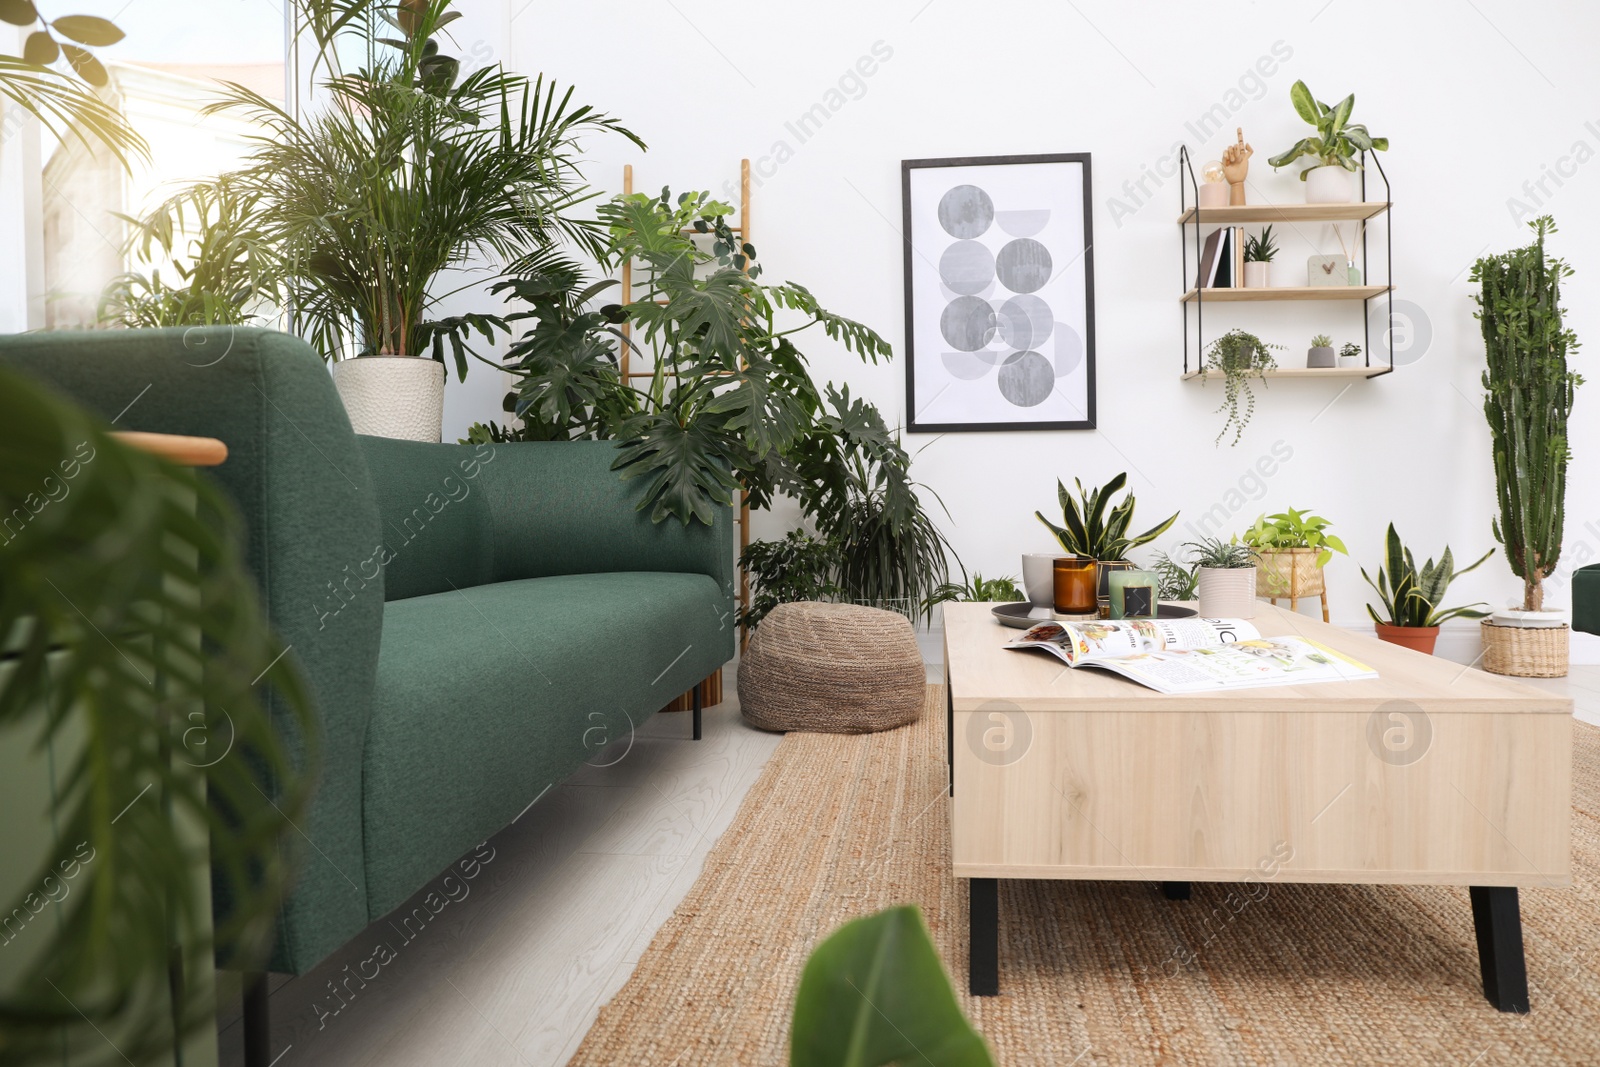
[218,634,1599,1066]
[217,659,784,1067]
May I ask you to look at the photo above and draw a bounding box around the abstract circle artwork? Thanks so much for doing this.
[906,154,1095,430]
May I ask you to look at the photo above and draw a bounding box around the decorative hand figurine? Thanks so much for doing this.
[1222,127,1253,206]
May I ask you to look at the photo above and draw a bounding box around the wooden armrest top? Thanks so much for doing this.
[111,431,228,468]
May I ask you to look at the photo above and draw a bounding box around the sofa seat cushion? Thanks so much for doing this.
[361,570,730,917]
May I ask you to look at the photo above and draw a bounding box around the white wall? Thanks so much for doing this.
[489,1,1600,650]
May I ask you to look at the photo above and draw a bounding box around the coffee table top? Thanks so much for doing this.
[943,602,1571,715]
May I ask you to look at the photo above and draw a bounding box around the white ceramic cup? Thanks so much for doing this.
[1022,553,1066,608]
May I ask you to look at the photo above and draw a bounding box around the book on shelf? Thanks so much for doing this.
[1004,616,1379,694]
[1214,227,1233,288]
[1193,228,1223,290]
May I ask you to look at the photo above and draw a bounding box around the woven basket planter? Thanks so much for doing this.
[1480,620,1569,678]
[738,601,925,734]
[1254,548,1324,599]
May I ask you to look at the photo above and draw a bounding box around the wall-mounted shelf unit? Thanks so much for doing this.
[1178,145,1394,379]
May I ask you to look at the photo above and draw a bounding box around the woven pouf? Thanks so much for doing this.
[738,601,925,733]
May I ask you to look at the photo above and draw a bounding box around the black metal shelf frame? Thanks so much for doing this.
[1177,145,1395,377]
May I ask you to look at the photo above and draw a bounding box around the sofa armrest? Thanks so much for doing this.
[0,328,382,975]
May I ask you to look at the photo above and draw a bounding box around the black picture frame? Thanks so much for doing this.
[901,152,1097,433]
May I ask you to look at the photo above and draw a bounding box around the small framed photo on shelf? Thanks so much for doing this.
[901,153,1097,432]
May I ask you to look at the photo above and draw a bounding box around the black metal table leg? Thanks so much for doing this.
[1161,881,1191,900]
[243,971,271,1067]
[946,676,954,797]
[692,684,702,741]
[1470,886,1530,1012]
[969,878,998,996]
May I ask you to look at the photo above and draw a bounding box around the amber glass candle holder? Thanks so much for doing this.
[1052,557,1099,616]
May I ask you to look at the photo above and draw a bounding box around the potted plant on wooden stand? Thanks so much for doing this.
[1184,537,1258,618]
[1035,473,1178,617]
[1239,507,1347,622]
[1473,215,1582,676]
[1200,328,1283,446]
[1363,524,1493,655]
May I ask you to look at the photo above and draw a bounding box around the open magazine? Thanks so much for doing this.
[1006,617,1378,694]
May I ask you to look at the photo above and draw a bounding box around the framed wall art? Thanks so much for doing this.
[901,153,1096,432]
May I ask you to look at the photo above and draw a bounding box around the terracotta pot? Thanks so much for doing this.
[1374,623,1439,655]
[1196,567,1257,619]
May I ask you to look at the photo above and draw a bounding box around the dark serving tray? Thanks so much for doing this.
[989,601,1199,629]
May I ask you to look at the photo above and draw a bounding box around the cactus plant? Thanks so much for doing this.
[1471,215,1583,612]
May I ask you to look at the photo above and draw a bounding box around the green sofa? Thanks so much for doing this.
[0,328,735,979]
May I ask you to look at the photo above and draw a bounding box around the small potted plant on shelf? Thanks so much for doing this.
[1243,226,1277,288]
[1200,328,1283,446]
[1338,341,1363,368]
[1184,537,1258,618]
[1473,215,1582,676]
[1267,79,1389,204]
[1307,333,1335,368]
[1240,508,1347,611]
[1036,472,1178,615]
[1363,524,1493,655]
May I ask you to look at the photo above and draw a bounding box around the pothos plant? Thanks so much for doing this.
[1201,328,1282,446]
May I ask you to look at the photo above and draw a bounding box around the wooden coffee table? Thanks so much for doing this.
[942,603,1573,1012]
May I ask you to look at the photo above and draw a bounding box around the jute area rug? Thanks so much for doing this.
[569,686,1600,1065]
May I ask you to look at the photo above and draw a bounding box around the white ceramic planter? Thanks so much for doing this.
[1242,262,1269,288]
[1338,354,1361,368]
[332,356,446,442]
[1197,567,1257,619]
[1304,165,1354,204]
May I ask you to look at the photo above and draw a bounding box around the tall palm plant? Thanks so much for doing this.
[139,0,639,376]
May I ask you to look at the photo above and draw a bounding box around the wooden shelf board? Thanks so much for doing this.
[1181,285,1391,303]
[1178,202,1390,225]
[1181,365,1393,381]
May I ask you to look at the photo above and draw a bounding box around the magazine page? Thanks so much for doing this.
[1006,617,1261,666]
[1088,635,1378,694]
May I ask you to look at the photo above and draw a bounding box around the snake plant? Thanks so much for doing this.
[1362,524,1493,628]
[1035,472,1178,562]
[1472,215,1582,612]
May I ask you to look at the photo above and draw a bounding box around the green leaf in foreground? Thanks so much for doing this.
[790,906,993,1067]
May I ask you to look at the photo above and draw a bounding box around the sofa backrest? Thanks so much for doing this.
[357,436,735,600]
[0,327,384,975]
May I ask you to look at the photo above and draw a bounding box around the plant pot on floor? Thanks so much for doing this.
[1196,566,1257,618]
[1307,345,1335,368]
[1481,619,1569,677]
[332,356,446,442]
[1374,623,1439,655]
[1243,262,1269,288]
[1254,547,1324,599]
[1305,164,1354,204]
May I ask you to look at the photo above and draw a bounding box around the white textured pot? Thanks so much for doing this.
[1304,165,1354,204]
[1242,262,1269,288]
[332,356,445,442]
[1338,353,1361,368]
[1196,567,1258,619]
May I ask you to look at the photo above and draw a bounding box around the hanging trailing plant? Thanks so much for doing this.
[1201,328,1282,446]
[1472,215,1583,612]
